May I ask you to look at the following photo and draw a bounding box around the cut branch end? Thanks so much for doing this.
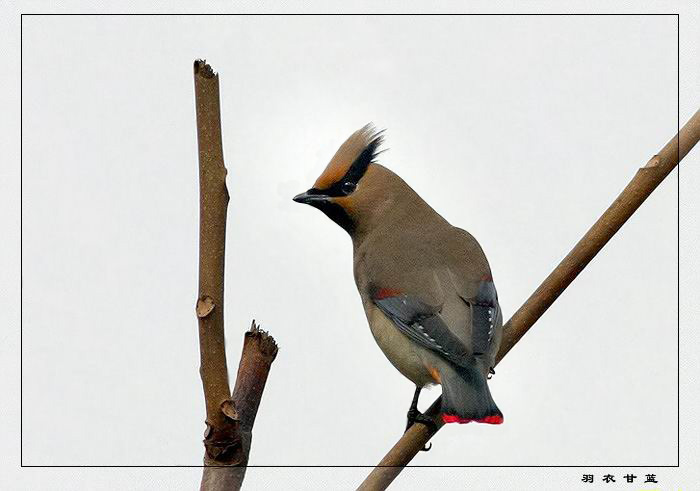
[247,320,279,359]
[194,59,217,79]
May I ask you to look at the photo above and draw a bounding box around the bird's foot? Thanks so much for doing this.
[405,408,437,451]
[406,408,438,432]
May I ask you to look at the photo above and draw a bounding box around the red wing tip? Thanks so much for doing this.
[375,288,402,300]
[442,414,503,425]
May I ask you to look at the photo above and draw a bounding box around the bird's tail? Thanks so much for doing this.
[440,362,503,424]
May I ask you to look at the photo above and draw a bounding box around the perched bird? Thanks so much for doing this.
[294,125,503,441]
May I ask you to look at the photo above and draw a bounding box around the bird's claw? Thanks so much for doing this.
[405,408,437,451]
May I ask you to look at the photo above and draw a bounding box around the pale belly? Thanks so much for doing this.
[367,305,437,387]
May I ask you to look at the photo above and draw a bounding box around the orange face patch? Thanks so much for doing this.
[314,159,350,190]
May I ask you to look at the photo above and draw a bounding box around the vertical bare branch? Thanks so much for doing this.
[194,59,279,491]
[200,322,279,490]
[194,59,237,466]
[358,108,700,491]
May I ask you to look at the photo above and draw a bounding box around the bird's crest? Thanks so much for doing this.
[314,123,385,190]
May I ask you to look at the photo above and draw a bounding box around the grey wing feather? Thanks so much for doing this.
[374,295,471,367]
[461,280,500,356]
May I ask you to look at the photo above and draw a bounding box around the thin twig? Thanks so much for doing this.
[358,108,700,491]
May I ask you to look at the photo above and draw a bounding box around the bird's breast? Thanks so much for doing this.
[365,304,436,387]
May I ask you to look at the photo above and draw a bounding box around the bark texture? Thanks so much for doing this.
[194,59,278,491]
[194,58,236,466]
[358,108,700,491]
[200,322,279,490]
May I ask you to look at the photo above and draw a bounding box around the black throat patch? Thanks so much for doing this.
[307,199,355,233]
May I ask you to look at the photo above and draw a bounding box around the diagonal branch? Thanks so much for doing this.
[358,108,700,491]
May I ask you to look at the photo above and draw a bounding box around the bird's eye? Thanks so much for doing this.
[341,181,357,195]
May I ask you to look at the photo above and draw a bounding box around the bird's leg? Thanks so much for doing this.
[405,386,436,451]
[405,386,422,430]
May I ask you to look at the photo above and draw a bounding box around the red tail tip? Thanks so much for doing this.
[442,413,504,425]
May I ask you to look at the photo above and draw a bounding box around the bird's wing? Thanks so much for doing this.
[372,290,472,367]
[457,279,501,356]
[443,227,502,357]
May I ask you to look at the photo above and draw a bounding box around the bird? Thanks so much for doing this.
[293,124,503,445]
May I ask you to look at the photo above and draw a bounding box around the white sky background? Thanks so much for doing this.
[2,3,699,490]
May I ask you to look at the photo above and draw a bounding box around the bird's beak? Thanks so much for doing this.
[293,189,330,205]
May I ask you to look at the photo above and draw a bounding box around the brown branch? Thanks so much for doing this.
[200,322,279,490]
[194,58,235,464]
[358,108,700,491]
[194,59,279,491]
